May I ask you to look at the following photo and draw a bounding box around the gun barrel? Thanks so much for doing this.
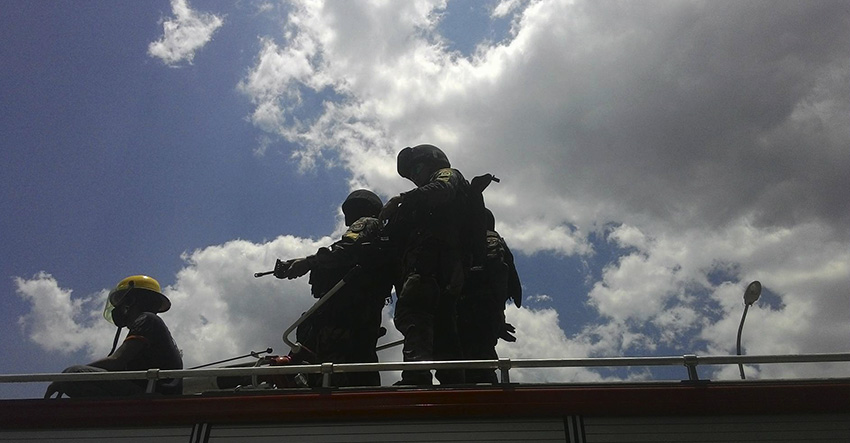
[254,270,275,278]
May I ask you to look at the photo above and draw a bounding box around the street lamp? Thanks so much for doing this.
[736,280,762,379]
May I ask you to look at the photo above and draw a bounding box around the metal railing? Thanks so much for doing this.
[1,352,849,396]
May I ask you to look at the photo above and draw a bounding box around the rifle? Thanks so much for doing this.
[254,259,294,278]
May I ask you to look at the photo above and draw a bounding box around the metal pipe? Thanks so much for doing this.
[737,304,750,379]
[736,281,762,379]
[375,338,404,351]
[3,353,849,386]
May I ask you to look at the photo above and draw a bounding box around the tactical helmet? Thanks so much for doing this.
[341,189,383,226]
[103,275,171,325]
[397,144,451,182]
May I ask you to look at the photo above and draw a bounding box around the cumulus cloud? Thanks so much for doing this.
[587,222,850,376]
[499,306,613,382]
[239,0,849,233]
[15,273,113,358]
[492,0,523,18]
[148,0,224,66]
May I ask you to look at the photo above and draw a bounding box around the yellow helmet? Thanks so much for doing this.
[103,275,171,325]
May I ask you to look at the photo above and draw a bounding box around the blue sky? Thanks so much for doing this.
[2,0,848,398]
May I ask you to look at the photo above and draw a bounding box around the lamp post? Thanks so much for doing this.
[736,281,762,379]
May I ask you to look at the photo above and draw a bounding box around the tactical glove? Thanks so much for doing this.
[273,259,294,279]
[44,382,63,399]
[284,258,312,279]
[498,322,517,342]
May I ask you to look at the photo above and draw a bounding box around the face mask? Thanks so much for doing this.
[111,304,132,328]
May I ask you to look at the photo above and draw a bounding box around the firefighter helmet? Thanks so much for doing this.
[397,144,451,182]
[341,189,383,226]
[103,275,171,325]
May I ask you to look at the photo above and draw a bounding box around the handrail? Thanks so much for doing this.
[281,265,362,352]
[2,352,849,393]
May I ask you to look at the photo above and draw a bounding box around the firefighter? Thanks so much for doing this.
[275,189,393,387]
[380,144,468,385]
[44,275,183,398]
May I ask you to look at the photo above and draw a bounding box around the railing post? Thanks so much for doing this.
[321,363,334,388]
[145,369,160,393]
[498,358,511,384]
[683,354,699,381]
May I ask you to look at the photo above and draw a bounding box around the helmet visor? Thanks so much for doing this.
[103,288,130,325]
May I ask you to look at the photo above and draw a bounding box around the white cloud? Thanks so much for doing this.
[585,221,850,377]
[527,294,553,303]
[499,306,607,382]
[15,273,113,358]
[148,0,224,66]
[244,0,849,235]
[492,0,523,18]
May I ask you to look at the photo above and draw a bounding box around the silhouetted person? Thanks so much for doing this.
[276,189,393,387]
[457,209,521,383]
[45,275,182,398]
[381,144,468,385]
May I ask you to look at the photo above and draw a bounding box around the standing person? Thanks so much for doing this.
[457,209,522,383]
[380,144,468,386]
[275,189,393,387]
[44,275,183,398]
